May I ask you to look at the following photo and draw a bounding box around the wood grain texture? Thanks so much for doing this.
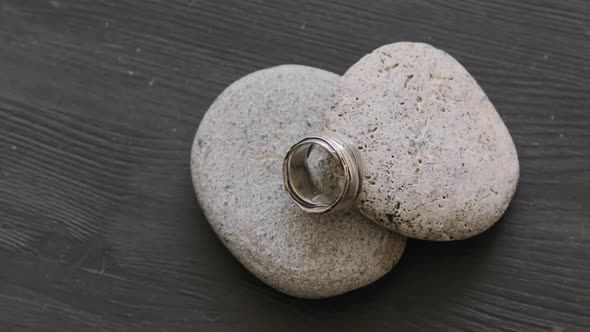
[0,0,588,331]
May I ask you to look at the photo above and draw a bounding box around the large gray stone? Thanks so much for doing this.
[191,65,406,298]
[326,42,519,241]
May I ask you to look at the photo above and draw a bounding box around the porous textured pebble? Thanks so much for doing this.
[326,42,519,241]
[191,65,406,298]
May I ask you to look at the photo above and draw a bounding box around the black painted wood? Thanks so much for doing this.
[0,0,588,331]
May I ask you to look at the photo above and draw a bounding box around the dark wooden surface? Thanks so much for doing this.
[0,0,589,331]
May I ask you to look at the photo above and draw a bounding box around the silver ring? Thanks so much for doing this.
[282,134,363,214]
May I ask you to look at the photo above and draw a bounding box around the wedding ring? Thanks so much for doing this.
[282,134,363,214]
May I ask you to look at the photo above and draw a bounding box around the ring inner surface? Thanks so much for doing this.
[288,142,340,208]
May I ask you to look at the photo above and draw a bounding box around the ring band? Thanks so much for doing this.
[282,134,363,214]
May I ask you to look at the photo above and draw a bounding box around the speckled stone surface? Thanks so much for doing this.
[191,65,406,298]
[326,42,520,241]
